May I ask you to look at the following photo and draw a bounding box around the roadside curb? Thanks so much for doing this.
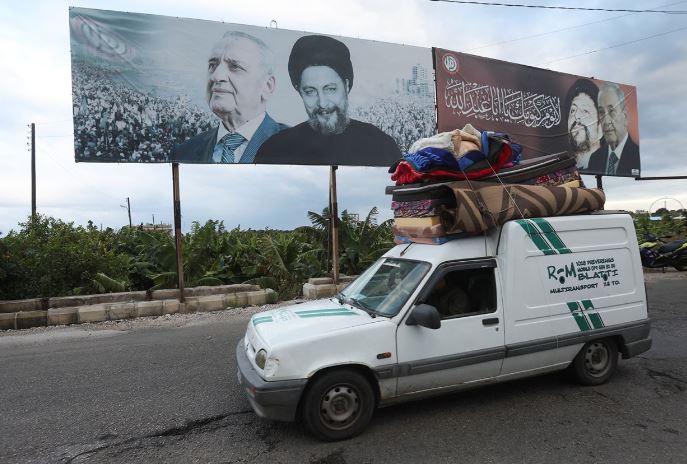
[1,289,276,331]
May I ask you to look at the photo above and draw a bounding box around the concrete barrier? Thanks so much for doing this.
[303,275,357,300]
[303,283,338,300]
[0,298,46,314]
[163,300,180,315]
[150,289,180,300]
[48,307,79,326]
[0,284,280,332]
[16,311,48,330]
[183,296,199,314]
[108,302,136,321]
[0,313,16,330]
[136,301,164,318]
[197,295,226,313]
[78,305,108,324]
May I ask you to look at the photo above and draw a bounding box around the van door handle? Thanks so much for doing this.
[482,317,499,326]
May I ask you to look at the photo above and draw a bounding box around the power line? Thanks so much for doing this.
[429,0,687,14]
[538,25,687,66]
[460,0,687,53]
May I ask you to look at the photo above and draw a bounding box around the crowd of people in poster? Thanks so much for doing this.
[70,8,639,177]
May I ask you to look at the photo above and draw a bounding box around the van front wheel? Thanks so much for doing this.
[572,338,618,385]
[301,369,375,441]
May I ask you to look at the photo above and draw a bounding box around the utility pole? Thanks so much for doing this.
[120,197,133,228]
[126,197,132,227]
[31,123,36,219]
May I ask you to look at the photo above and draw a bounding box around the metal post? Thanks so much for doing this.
[31,123,36,218]
[126,197,132,228]
[330,166,339,285]
[595,174,603,190]
[172,163,185,302]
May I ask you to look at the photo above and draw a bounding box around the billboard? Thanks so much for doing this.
[69,8,436,166]
[434,49,640,177]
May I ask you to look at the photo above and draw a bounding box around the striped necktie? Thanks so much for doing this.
[213,132,246,163]
[607,151,619,175]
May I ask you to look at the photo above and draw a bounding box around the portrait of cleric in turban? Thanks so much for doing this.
[254,35,402,166]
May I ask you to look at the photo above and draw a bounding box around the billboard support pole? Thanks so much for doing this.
[172,163,185,303]
[595,175,603,190]
[31,123,36,219]
[330,166,339,285]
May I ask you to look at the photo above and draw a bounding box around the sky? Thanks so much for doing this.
[1,0,687,234]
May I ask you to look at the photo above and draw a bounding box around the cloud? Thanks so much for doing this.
[2,0,686,237]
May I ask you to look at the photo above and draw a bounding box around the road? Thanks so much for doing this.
[1,273,686,464]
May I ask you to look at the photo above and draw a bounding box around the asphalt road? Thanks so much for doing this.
[1,273,686,464]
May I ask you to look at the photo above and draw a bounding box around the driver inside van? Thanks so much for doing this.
[427,275,471,317]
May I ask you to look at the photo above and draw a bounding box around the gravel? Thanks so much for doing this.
[0,299,308,338]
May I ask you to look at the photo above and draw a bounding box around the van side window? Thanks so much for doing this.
[426,268,496,319]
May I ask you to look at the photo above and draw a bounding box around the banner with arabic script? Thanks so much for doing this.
[434,48,640,178]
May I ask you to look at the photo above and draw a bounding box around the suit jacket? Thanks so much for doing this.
[587,136,640,177]
[171,113,287,164]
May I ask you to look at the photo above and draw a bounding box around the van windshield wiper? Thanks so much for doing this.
[346,296,377,318]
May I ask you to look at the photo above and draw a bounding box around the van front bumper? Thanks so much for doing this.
[235,341,308,422]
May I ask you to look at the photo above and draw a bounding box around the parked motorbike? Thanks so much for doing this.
[639,233,687,271]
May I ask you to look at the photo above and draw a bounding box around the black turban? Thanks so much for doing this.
[288,35,354,91]
[565,78,599,115]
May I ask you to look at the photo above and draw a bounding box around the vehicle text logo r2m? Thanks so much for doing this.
[547,262,620,285]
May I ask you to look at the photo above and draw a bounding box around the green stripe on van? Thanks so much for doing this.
[516,220,556,255]
[582,299,605,329]
[566,302,591,331]
[252,316,273,326]
[296,312,357,318]
[529,218,571,254]
[294,308,352,315]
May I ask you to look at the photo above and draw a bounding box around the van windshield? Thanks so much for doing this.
[338,258,430,317]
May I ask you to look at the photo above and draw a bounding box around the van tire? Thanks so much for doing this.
[572,338,618,385]
[301,369,375,441]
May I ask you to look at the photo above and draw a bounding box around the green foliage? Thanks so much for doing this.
[633,209,686,242]
[339,207,394,275]
[0,215,129,299]
[92,272,127,293]
[0,206,394,301]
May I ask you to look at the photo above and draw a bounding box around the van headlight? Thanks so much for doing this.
[255,350,279,377]
[264,357,280,378]
[255,349,267,369]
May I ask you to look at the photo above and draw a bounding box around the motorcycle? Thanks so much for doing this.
[639,233,687,271]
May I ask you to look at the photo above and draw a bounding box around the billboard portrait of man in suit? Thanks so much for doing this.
[172,31,287,164]
[587,82,640,177]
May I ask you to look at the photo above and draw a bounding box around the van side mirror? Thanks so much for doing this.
[406,304,441,329]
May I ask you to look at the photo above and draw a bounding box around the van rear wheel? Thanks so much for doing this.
[301,369,375,441]
[572,338,618,386]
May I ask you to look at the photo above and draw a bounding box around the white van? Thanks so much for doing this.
[236,212,651,441]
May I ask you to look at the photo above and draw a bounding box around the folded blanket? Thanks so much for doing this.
[409,125,483,156]
[394,233,467,245]
[392,198,456,217]
[393,223,446,238]
[392,132,517,185]
[440,181,606,234]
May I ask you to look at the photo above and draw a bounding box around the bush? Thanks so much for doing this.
[0,215,129,299]
[0,207,395,301]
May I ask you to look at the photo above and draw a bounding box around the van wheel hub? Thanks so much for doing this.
[320,385,359,428]
[585,342,610,376]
